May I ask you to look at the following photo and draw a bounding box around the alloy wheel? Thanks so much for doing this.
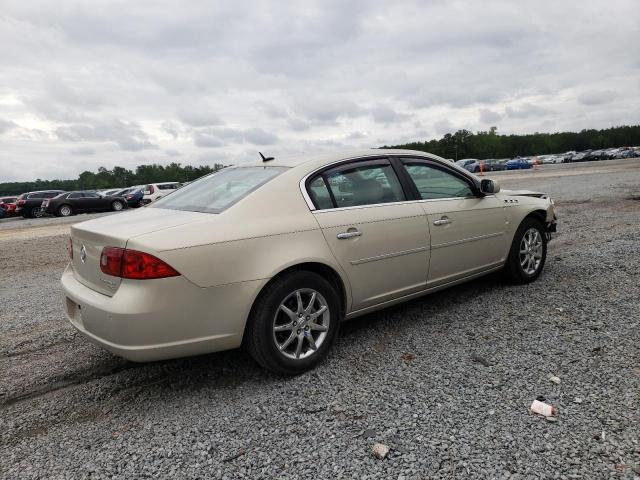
[272,288,330,360]
[60,205,71,216]
[32,208,44,218]
[519,227,543,275]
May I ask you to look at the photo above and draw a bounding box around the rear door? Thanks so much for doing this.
[397,157,508,286]
[308,158,430,311]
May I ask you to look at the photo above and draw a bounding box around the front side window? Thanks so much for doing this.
[151,166,287,213]
[403,162,474,200]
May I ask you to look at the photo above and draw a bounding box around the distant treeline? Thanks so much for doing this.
[382,125,640,161]
[0,163,225,196]
[2,125,639,196]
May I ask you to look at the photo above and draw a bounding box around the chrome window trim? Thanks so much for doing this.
[311,196,482,214]
[299,152,471,211]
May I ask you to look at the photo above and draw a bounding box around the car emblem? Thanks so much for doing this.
[80,245,87,263]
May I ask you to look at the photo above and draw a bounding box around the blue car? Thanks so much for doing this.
[114,187,145,207]
[505,158,532,170]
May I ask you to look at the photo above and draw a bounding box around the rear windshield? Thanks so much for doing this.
[150,166,287,214]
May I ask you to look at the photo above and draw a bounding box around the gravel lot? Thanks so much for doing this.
[1,160,639,479]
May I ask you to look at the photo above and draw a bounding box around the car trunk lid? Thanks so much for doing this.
[70,208,210,296]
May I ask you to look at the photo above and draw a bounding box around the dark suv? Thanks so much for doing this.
[15,190,66,218]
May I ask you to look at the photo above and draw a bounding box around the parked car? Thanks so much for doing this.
[505,158,532,170]
[99,188,125,197]
[142,182,182,204]
[481,159,506,171]
[62,149,557,374]
[0,196,17,216]
[42,191,128,217]
[16,190,66,218]
[455,158,481,173]
[114,187,145,208]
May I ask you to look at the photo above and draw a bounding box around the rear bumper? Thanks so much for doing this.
[61,264,267,362]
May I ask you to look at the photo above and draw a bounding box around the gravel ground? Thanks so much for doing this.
[1,160,639,479]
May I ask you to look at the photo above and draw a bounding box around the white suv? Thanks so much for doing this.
[142,182,182,204]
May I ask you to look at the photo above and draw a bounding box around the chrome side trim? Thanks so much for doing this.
[310,196,479,214]
[431,231,504,250]
[349,246,429,265]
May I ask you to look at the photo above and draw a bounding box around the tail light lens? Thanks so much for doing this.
[126,194,133,199]
[17,200,25,206]
[100,247,179,280]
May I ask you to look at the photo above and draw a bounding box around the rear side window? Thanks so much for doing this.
[68,193,83,199]
[158,184,179,190]
[319,162,405,209]
[307,177,333,210]
[28,193,45,199]
[151,166,287,213]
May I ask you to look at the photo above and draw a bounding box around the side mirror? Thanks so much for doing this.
[480,178,500,194]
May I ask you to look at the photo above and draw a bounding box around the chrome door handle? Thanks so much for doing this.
[433,216,452,226]
[337,230,362,239]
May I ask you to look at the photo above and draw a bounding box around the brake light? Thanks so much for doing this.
[100,247,179,279]
[68,238,73,260]
[147,185,155,194]
[126,194,133,199]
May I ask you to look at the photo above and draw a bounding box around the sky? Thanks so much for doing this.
[1,0,639,182]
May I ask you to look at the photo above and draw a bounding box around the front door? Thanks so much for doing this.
[398,158,508,286]
[309,159,430,310]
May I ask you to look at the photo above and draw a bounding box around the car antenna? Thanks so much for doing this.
[259,151,275,162]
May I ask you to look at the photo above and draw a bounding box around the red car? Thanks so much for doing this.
[0,196,17,216]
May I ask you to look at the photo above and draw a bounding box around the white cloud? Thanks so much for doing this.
[0,0,639,180]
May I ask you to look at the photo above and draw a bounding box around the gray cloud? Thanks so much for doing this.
[505,103,553,119]
[578,90,617,106]
[1,0,639,180]
[479,108,502,123]
[55,119,157,151]
[0,119,18,134]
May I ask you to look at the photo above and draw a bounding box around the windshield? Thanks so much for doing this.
[151,166,287,213]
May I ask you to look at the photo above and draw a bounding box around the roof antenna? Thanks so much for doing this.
[259,151,275,162]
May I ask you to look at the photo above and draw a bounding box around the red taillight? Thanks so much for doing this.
[148,185,155,194]
[126,194,133,199]
[100,247,179,280]
[68,238,73,260]
[17,200,25,206]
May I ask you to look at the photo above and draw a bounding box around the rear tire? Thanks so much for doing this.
[111,200,124,211]
[244,271,340,375]
[503,218,547,284]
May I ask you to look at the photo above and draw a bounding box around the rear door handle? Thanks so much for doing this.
[337,229,362,239]
[433,216,452,226]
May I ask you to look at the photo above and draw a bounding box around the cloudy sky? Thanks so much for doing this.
[1,0,638,181]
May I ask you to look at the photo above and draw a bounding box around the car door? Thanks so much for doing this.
[68,192,90,212]
[397,158,509,287]
[83,192,103,210]
[308,158,430,311]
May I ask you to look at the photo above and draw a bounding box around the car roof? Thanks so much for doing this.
[231,149,450,171]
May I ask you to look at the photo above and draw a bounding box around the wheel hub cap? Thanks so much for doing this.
[272,288,330,360]
[519,227,543,275]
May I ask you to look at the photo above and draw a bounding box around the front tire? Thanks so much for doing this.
[31,207,45,218]
[503,218,547,283]
[111,200,124,211]
[244,271,340,375]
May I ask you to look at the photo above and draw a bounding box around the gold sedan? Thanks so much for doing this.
[62,150,556,374]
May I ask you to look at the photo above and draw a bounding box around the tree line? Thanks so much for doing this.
[381,125,640,161]
[2,125,639,196]
[0,162,225,196]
